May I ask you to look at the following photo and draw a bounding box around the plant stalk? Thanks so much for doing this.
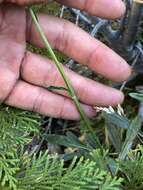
[29,8,102,149]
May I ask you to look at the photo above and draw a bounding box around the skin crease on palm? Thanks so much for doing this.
[0,0,131,120]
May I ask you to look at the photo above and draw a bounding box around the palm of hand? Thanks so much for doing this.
[0,3,131,120]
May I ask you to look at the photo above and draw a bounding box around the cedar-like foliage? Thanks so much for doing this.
[120,146,143,190]
[17,151,123,190]
[0,105,40,189]
[0,105,123,190]
[0,104,143,190]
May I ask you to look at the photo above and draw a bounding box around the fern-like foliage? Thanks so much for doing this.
[0,105,40,152]
[0,105,123,190]
[0,105,41,189]
[0,152,19,190]
[0,104,143,190]
[120,146,143,190]
[17,151,122,190]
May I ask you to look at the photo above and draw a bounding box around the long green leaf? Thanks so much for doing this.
[45,132,91,151]
[119,116,142,160]
[130,93,143,102]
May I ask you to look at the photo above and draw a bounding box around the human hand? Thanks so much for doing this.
[0,1,131,120]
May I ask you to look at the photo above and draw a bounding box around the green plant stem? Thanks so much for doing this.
[29,8,102,149]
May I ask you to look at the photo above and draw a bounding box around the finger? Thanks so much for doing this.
[21,52,124,106]
[5,0,51,5]
[56,0,126,19]
[7,0,125,19]
[27,14,131,82]
[0,5,26,101]
[5,80,96,120]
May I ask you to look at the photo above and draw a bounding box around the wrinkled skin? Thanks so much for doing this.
[0,0,131,120]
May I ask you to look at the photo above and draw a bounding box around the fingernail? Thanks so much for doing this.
[110,90,124,106]
[118,59,132,82]
[117,91,124,104]
[113,0,126,18]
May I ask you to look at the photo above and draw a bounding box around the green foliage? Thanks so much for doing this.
[104,112,130,152]
[31,2,60,15]
[0,105,41,189]
[0,104,123,190]
[0,153,19,190]
[0,98,143,190]
[120,146,143,190]
[17,151,122,190]
[119,116,142,160]
[45,132,91,151]
[0,105,40,153]
[130,92,143,102]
